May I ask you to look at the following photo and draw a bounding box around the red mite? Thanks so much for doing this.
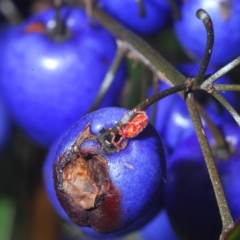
[120,111,148,138]
[24,22,46,33]
[110,111,148,150]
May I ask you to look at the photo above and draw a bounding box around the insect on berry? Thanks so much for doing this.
[109,111,148,150]
[120,111,148,138]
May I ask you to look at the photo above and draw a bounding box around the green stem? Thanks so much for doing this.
[185,92,234,235]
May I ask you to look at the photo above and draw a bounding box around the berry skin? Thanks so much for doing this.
[0,7,127,148]
[164,123,240,240]
[97,0,172,35]
[0,97,11,152]
[46,107,166,234]
[140,209,178,240]
[174,0,240,67]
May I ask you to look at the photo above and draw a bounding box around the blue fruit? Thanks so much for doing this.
[164,123,240,240]
[97,0,172,35]
[0,97,11,152]
[174,0,240,67]
[48,107,166,234]
[0,7,127,148]
[140,209,179,240]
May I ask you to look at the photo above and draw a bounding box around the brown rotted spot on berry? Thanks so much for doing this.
[62,154,110,209]
[54,124,122,233]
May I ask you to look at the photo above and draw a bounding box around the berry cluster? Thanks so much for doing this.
[0,0,240,239]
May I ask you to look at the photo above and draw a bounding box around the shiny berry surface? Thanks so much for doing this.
[49,107,166,234]
[97,0,172,35]
[175,0,240,67]
[0,7,127,148]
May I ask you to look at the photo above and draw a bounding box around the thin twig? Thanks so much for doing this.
[77,0,187,86]
[135,0,146,17]
[185,92,234,235]
[87,40,129,112]
[150,75,160,125]
[196,103,229,152]
[201,57,240,89]
[194,9,214,85]
[214,84,240,91]
[211,90,240,126]
[105,80,193,142]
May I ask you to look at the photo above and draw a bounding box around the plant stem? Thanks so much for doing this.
[136,0,146,17]
[185,92,234,235]
[78,0,187,86]
[87,40,129,112]
[201,57,240,89]
[196,104,230,156]
[194,9,214,85]
[105,80,193,143]
[214,84,240,91]
[211,91,240,126]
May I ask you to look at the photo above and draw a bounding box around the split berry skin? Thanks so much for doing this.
[174,0,240,67]
[97,0,172,35]
[48,107,166,234]
[0,6,127,148]
[164,123,240,240]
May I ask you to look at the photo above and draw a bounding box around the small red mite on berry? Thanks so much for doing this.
[120,111,148,138]
[24,22,46,33]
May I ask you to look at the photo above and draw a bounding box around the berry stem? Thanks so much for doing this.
[105,79,193,143]
[185,92,234,236]
[87,40,129,112]
[201,56,240,89]
[135,0,146,17]
[78,0,187,86]
[194,9,214,85]
[211,91,240,126]
[50,0,71,41]
[214,84,240,91]
[150,74,160,124]
[196,104,231,159]
[166,0,181,20]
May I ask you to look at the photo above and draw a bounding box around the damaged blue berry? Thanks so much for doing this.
[50,107,166,234]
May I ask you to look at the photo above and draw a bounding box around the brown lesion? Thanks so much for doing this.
[54,123,122,233]
[62,153,110,209]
